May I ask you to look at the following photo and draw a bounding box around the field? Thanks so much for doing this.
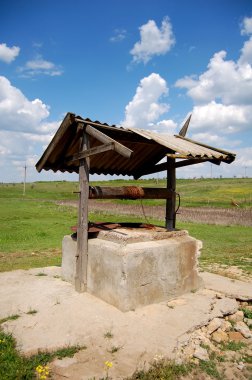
[0,178,251,275]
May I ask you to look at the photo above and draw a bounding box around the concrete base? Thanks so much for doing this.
[62,228,203,311]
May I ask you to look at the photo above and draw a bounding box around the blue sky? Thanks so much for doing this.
[0,0,252,182]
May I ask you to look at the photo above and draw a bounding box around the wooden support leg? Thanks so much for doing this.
[165,158,176,230]
[75,130,89,292]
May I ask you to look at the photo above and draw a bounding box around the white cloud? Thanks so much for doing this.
[18,56,63,77]
[110,29,127,42]
[122,73,169,129]
[239,37,252,65]
[189,102,251,134]
[175,50,252,105]
[0,76,63,182]
[241,16,252,36]
[0,42,20,63]
[130,17,175,64]
[0,76,50,133]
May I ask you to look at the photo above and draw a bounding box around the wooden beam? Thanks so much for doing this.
[165,158,176,230]
[65,143,115,164]
[85,124,133,159]
[89,186,174,199]
[166,153,190,159]
[75,130,89,293]
[175,158,207,168]
[135,157,215,178]
[134,161,168,179]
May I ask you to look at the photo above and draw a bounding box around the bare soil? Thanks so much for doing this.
[58,200,252,226]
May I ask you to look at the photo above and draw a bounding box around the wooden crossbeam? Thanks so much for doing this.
[65,143,115,164]
[84,124,133,159]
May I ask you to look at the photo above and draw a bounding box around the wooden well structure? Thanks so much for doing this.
[36,112,236,292]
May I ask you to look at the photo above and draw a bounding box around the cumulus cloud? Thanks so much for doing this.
[175,50,252,105]
[0,76,50,133]
[0,42,20,63]
[130,17,175,64]
[188,102,251,134]
[18,56,63,77]
[175,19,252,142]
[122,73,170,129]
[122,73,178,135]
[0,76,62,181]
[241,16,252,36]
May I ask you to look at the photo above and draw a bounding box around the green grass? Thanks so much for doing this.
[1,177,252,208]
[219,341,247,352]
[242,308,252,319]
[0,315,20,324]
[127,359,192,379]
[0,328,86,380]
[0,195,252,273]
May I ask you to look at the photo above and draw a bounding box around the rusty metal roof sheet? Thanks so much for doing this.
[36,112,236,178]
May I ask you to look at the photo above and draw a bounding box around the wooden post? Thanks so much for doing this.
[165,158,176,230]
[75,128,89,292]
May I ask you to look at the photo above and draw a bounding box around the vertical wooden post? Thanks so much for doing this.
[165,158,176,230]
[75,128,89,292]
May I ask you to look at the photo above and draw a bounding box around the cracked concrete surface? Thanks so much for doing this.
[0,267,251,379]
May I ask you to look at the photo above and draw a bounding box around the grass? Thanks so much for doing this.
[1,177,252,208]
[127,359,192,379]
[242,308,252,319]
[0,191,252,272]
[26,309,38,315]
[104,331,114,339]
[0,315,20,324]
[0,328,86,380]
[107,345,122,354]
[219,341,247,352]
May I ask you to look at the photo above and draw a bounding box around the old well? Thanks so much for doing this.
[36,112,236,311]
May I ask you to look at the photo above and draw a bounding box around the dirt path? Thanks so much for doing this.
[58,200,252,226]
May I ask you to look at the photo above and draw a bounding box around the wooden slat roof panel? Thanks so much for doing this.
[35,112,236,177]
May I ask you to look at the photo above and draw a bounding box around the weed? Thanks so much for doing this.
[0,314,20,324]
[242,308,252,319]
[199,359,221,379]
[128,359,192,379]
[108,345,121,354]
[35,272,47,276]
[0,329,86,380]
[26,309,38,315]
[104,331,114,339]
[220,341,247,351]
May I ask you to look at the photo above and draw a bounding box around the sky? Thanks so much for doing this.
[0,0,252,182]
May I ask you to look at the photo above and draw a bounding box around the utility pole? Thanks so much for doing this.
[244,166,247,178]
[23,163,27,196]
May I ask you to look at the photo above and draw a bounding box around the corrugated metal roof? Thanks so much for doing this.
[36,112,236,178]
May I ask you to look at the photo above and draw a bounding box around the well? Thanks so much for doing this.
[36,112,235,310]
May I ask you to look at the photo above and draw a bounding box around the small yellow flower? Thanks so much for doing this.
[105,361,113,368]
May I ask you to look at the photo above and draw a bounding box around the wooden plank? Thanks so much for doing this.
[134,157,212,178]
[165,158,176,230]
[89,186,174,199]
[175,158,207,168]
[65,143,115,164]
[85,124,133,158]
[75,130,89,293]
[166,153,190,159]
